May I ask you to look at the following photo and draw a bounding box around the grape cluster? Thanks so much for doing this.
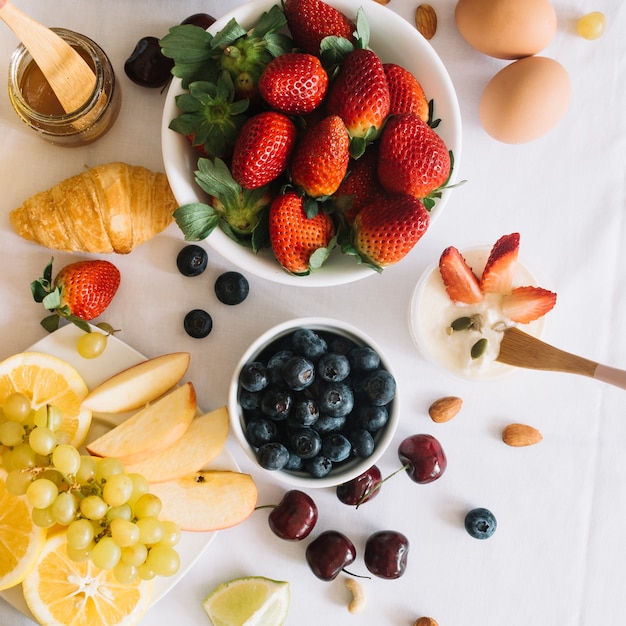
[0,392,181,584]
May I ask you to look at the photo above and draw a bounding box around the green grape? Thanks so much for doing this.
[137,562,157,581]
[75,455,97,485]
[92,537,121,570]
[103,473,134,507]
[40,468,65,488]
[110,518,140,547]
[136,517,164,545]
[113,561,138,585]
[67,519,95,550]
[80,494,108,520]
[32,506,56,528]
[11,442,37,469]
[5,469,32,496]
[26,477,58,509]
[33,405,63,431]
[77,331,108,359]
[66,542,94,563]
[32,406,49,429]
[106,504,133,522]
[52,444,81,476]
[0,420,25,446]
[95,457,125,483]
[3,392,31,422]
[29,426,57,456]
[121,542,148,567]
[577,11,606,40]
[1,447,14,471]
[127,473,150,506]
[34,453,52,468]
[51,491,78,525]
[159,520,182,547]
[133,493,162,519]
[146,545,180,577]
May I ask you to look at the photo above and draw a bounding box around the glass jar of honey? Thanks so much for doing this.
[7,28,121,146]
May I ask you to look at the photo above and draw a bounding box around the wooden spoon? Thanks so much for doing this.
[0,0,96,113]
[496,326,626,390]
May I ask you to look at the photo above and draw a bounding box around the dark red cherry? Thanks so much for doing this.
[305,530,356,581]
[398,434,447,484]
[181,13,217,29]
[336,465,382,506]
[124,36,174,88]
[268,490,318,541]
[364,530,409,579]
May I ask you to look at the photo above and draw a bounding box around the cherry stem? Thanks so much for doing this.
[254,504,277,512]
[356,463,410,509]
[342,568,371,580]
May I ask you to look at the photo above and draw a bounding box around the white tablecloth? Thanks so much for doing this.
[1,1,626,625]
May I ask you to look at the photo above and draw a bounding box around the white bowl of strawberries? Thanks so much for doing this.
[161,0,462,286]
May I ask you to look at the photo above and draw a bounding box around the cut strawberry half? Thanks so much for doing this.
[501,286,557,323]
[480,232,520,294]
[438,246,483,304]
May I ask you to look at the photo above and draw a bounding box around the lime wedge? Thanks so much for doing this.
[202,576,290,626]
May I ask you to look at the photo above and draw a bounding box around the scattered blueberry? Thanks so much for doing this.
[290,428,322,459]
[321,433,351,463]
[239,361,269,393]
[317,352,350,382]
[464,507,497,540]
[215,271,249,305]
[282,356,315,391]
[183,309,213,338]
[292,328,327,360]
[318,382,354,417]
[176,244,208,277]
[362,370,397,406]
[257,442,290,470]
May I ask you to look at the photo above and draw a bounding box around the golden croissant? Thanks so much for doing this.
[10,162,177,254]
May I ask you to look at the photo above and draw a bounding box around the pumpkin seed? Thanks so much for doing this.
[450,316,473,331]
[471,338,488,359]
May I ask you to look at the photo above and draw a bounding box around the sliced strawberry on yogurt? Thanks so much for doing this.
[501,286,557,323]
[479,232,520,294]
[438,246,483,304]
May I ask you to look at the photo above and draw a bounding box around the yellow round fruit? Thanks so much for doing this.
[0,352,92,447]
[23,533,153,626]
[0,467,47,591]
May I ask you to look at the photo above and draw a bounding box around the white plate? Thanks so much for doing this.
[0,324,239,618]
[161,0,462,287]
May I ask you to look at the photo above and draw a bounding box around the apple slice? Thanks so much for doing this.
[82,352,190,413]
[150,470,258,532]
[86,383,196,464]
[122,407,230,483]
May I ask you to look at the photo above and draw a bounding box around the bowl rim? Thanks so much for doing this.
[227,316,399,488]
[161,0,463,287]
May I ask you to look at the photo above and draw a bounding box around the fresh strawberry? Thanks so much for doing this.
[332,145,385,225]
[258,52,328,115]
[231,111,297,189]
[284,0,356,55]
[325,48,390,157]
[31,258,121,332]
[438,246,483,304]
[383,63,429,123]
[349,194,429,270]
[377,112,451,200]
[289,115,350,199]
[501,286,557,323]
[269,191,336,275]
[479,232,520,294]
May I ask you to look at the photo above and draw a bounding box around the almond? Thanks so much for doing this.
[373,0,390,4]
[428,396,463,423]
[502,423,543,447]
[415,4,437,40]
[414,618,439,626]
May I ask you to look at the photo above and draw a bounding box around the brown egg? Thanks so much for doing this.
[479,56,571,144]
[455,0,557,60]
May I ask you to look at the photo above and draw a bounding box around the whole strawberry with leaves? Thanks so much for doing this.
[31,258,121,332]
[269,192,336,275]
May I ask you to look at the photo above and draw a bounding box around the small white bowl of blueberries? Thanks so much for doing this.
[228,318,399,488]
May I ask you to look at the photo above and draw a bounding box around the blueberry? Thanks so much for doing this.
[215,271,249,305]
[285,452,304,472]
[362,370,396,406]
[291,329,327,360]
[239,361,269,393]
[329,336,357,355]
[348,346,380,372]
[317,352,350,382]
[282,356,315,391]
[257,442,290,470]
[464,507,497,540]
[290,428,322,459]
[267,350,294,384]
[246,417,278,447]
[356,405,389,432]
[261,388,292,420]
[318,382,354,417]
[176,245,208,277]
[239,389,261,411]
[292,399,320,426]
[305,455,333,478]
[312,414,346,435]
[183,309,213,338]
[321,433,351,463]
[349,429,375,458]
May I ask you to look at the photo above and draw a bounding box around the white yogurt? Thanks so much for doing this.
[409,247,547,380]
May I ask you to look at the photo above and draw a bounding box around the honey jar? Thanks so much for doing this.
[7,28,121,146]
